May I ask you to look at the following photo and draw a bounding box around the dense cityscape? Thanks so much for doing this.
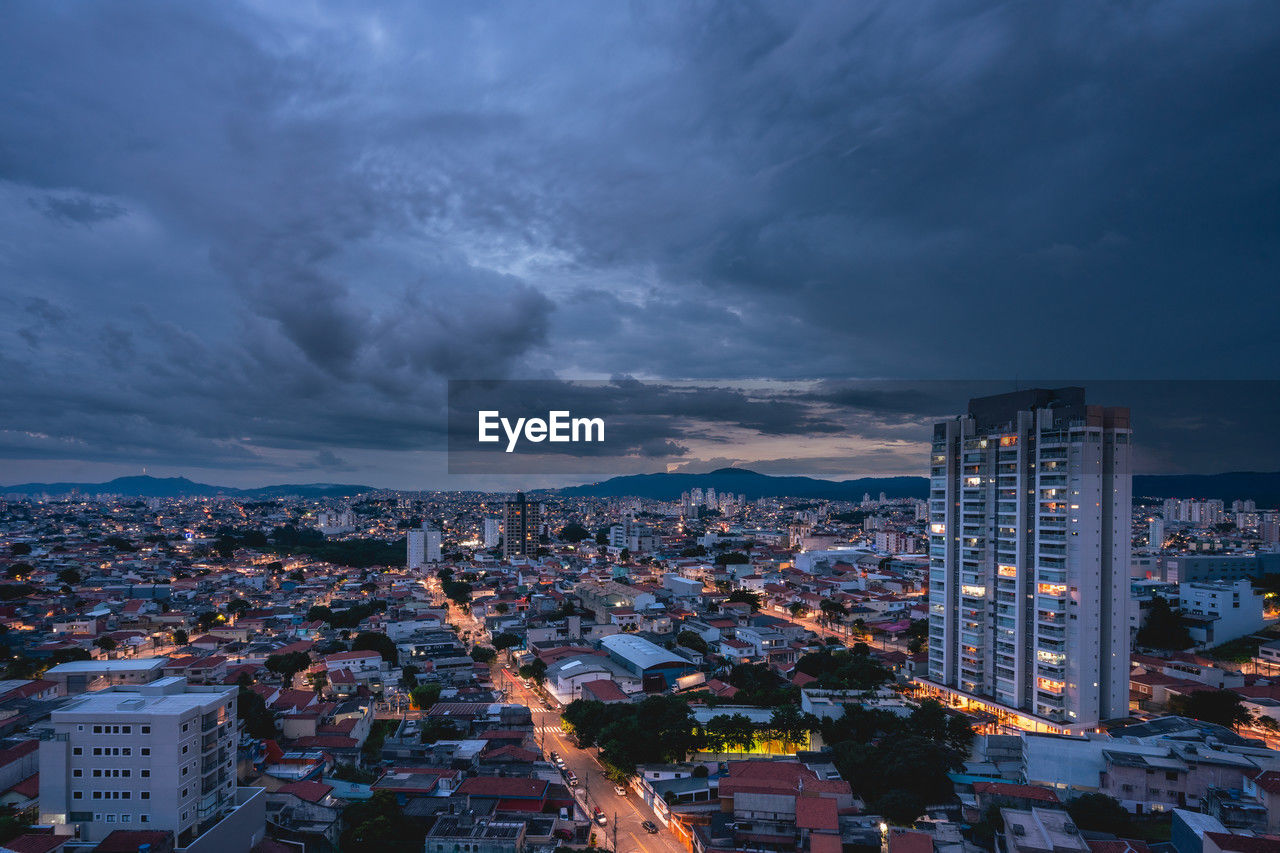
[3,2,1278,853]
[0,390,1278,853]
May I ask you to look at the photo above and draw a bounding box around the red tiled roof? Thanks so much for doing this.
[720,760,850,797]
[973,781,1060,803]
[1205,834,1280,853]
[1253,770,1280,795]
[6,773,39,799]
[292,735,357,750]
[0,740,39,767]
[580,680,629,702]
[889,830,935,853]
[810,833,844,853]
[0,833,69,853]
[1088,841,1153,853]
[795,794,839,831]
[275,780,334,804]
[456,777,548,798]
[324,650,381,662]
[93,831,174,853]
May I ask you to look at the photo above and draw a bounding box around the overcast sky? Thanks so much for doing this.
[2,2,1278,490]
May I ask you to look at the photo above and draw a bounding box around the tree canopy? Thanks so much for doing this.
[1136,595,1193,650]
[1167,689,1254,729]
[353,631,398,665]
[265,650,312,684]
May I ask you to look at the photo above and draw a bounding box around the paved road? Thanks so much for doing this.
[499,670,684,853]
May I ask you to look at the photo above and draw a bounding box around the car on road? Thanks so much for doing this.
[613,784,626,796]
[593,808,607,826]
[565,770,578,786]
[641,820,658,834]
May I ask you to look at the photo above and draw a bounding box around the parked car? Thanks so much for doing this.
[641,820,658,834]
[593,809,608,826]
[614,784,627,796]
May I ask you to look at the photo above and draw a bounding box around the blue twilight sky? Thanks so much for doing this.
[0,2,1277,490]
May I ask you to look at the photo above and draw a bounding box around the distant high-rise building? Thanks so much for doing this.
[690,488,704,507]
[503,493,541,559]
[1148,517,1165,550]
[483,517,501,549]
[1262,514,1280,546]
[406,529,425,568]
[925,388,1131,732]
[1233,499,1257,513]
[1162,498,1225,527]
[423,524,442,563]
[38,677,260,847]
[705,488,718,510]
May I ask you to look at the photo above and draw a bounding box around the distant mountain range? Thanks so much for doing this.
[0,475,375,499]
[5,469,1280,505]
[553,467,1280,506]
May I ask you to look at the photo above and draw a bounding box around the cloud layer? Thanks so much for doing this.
[1,2,1278,488]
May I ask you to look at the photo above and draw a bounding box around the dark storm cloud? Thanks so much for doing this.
[0,1,1277,487]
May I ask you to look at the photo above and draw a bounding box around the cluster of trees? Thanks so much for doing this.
[236,681,278,739]
[1167,689,1256,729]
[697,705,819,753]
[1136,595,1194,650]
[340,791,425,853]
[518,659,547,683]
[676,630,709,655]
[794,645,893,691]
[262,525,406,568]
[822,700,973,825]
[306,600,386,629]
[409,683,442,710]
[265,651,312,685]
[726,589,762,611]
[562,695,840,781]
[562,695,703,780]
[491,632,522,651]
[558,522,591,542]
[904,619,929,654]
[442,580,472,606]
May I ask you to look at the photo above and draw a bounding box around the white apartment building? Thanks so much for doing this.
[1179,579,1266,647]
[406,529,425,568]
[483,517,501,549]
[424,525,442,563]
[922,388,1131,732]
[38,677,263,849]
[1162,498,1225,527]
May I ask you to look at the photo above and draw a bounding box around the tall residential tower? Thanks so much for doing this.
[502,493,541,560]
[923,388,1131,732]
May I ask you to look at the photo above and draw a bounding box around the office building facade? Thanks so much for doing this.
[924,388,1131,732]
